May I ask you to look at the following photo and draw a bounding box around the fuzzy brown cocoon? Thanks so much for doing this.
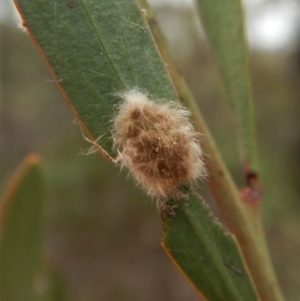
[112,90,206,209]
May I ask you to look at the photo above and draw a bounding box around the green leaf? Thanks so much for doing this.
[12,1,261,300]
[196,0,257,169]
[162,194,259,301]
[0,154,44,301]
[14,0,176,157]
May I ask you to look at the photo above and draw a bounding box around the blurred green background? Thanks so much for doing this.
[1,0,300,300]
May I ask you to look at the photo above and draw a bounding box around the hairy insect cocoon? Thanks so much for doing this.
[112,89,206,210]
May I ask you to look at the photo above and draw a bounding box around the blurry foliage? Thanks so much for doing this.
[1,3,300,301]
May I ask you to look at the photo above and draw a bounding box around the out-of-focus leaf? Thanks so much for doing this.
[0,154,44,301]
[13,0,177,157]
[196,0,257,169]
[162,193,259,301]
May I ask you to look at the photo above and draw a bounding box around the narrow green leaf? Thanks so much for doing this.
[0,154,44,301]
[12,1,261,300]
[13,0,176,156]
[195,0,257,169]
[162,193,259,301]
